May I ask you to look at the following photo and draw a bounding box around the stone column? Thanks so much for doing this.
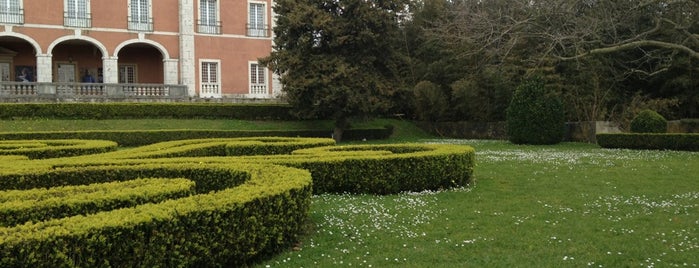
[164,59,179,85]
[36,54,52,83]
[102,57,119,84]
[179,0,196,97]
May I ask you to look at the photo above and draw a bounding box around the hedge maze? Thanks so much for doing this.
[0,137,475,267]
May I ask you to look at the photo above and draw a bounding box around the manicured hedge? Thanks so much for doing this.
[597,133,699,151]
[0,103,295,120]
[0,137,476,266]
[630,109,667,133]
[283,144,473,194]
[0,139,117,159]
[0,163,312,267]
[0,178,195,227]
[72,139,476,195]
[0,127,392,146]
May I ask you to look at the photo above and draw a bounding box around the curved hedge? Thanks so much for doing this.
[281,144,474,194]
[0,163,312,267]
[0,178,195,227]
[0,139,117,159]
[0,103,295,120]
[0,137,475,266]
[63,138,476,195]
[0,127,393,146]
[597,133,699,151]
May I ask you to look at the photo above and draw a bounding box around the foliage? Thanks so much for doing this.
[451,67,514,121]
[405,0,698,122]
[287,144,474,194]
[0,163,311,267]
[555,58,618,122]
[412,80,449,122]
[630,109,668,133]
[506,79,565,145]
[597,133,699,151]
[0,128,392,147]
[0,139,117,159]
[261,0,410,141]
[0,178,195,227]
[0,103,295,120]
[612,93,679,131]
[0,137,474,266]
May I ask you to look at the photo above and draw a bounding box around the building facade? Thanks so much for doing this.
[0,0,280,99]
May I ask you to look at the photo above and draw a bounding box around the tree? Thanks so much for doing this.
[261,0,409,142]
[422,0,698,121]
[506,78,566,145]
[413,80,449,122]
[427,0,698,72]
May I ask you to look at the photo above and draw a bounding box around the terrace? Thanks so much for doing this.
[0,82,188,101]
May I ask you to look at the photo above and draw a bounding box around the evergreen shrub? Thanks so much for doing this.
[0,139,117,159]
[506,79,565,144]
[0,137,475,266]
[597,133,699,151]
[413,81,449,122]
[0,103,295,120]
[0,127,392,146]
[630,109,667,133]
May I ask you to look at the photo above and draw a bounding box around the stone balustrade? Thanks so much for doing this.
[0,82,188,100]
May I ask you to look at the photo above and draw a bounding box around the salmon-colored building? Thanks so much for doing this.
[0,0,280,99]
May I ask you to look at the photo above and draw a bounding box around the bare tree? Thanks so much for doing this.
[426,0,698,75]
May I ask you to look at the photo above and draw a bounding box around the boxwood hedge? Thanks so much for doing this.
[0,103,295,120]
[0,178,195,227]
[0,137,475,267]
[597,133,699,151]
[0,127,393,146]
[0,139,117,159]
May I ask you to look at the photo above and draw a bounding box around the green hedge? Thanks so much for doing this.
[0,178,195,227]
[0,139,118,159]
[71,139,476,195]
[283,144,474,194]
[630,109,667,133]
[0,103,295,120]
[0,137,476,266]
[596,133,699,151]
[0,127,392,146]
[0,163,312,267]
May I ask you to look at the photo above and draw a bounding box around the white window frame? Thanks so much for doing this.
[118,64,137,84]
[249,61,268,97]
[0,0,23,24]
[247,1,267,37]
[200,59,221,98]
[198,0,220,34]
[128,0,152,31]
[64,0,90,27]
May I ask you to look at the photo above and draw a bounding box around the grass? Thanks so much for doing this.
[257,140,699,267]
[0,119,336,132]
[2,118,697,267]
[0,118,431,142]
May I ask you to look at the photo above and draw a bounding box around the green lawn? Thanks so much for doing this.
[257,140,699,267]
[0,118,434,143]
[0,119,336,132]
[2,119,696,267]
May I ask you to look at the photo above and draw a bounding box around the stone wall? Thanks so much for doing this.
[418,121,622,142]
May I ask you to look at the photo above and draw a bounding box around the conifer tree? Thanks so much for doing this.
[261,0,409,141]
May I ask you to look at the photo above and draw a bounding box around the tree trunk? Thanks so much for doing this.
[333,116,349,143]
